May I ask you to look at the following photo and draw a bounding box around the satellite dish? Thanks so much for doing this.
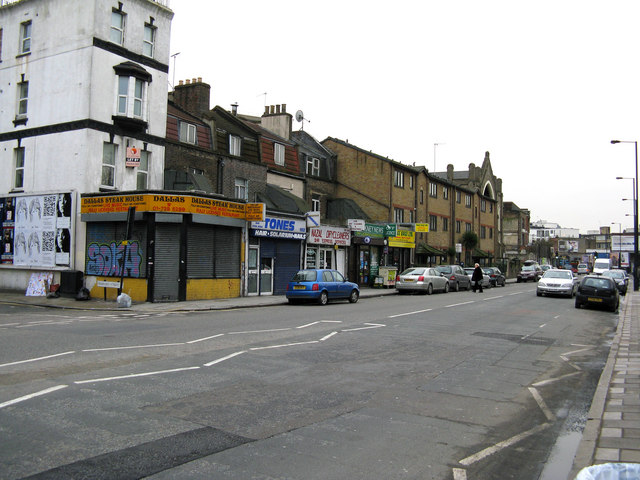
[295,110,304,122]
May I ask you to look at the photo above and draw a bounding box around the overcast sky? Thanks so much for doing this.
[169,1,640,234]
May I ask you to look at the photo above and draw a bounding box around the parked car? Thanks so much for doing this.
[286,269,359,305]
[396,267,449,295]
[601,269,628,295]
[541,265,553,272]
[435,265,471,291]
[574,275,620,312]
[517,265,542,282]
[577,263,590,275]
[536,269,578,297]
[482,267,506,287]
[464,267,491,289]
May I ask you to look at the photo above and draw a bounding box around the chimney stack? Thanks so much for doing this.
[173,77,212,117]
[260,103,293,139]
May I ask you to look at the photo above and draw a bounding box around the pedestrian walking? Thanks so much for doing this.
[472,263,484,293]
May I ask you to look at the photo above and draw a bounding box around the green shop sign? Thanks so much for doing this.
[353,223,386,238]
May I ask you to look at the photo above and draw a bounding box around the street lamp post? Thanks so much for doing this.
[612,140,639,291]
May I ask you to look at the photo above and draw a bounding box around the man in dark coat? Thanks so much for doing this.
[471,263,484,293]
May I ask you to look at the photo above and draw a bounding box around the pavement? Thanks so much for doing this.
[1,284,638,479]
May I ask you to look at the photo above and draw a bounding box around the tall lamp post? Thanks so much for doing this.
[612,140,639,291]
[612,222,622,268]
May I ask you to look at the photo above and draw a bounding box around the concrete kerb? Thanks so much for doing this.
[567,290,632,480]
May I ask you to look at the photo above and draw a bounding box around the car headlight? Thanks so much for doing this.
[538,281,547,287]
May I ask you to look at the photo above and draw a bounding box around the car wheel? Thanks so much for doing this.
[453,282,459,292]
[575,299,581,309]
[427,283,433,295]
[444,282,450,293]
[348,289,359,303]
[517,278,521,283]
[319,291,329,306]
[536,291,541,297]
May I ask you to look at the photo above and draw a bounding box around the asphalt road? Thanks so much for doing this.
[0,282,618,480]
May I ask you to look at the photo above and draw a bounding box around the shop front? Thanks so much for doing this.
[305,225,350,278]
[81,192,264,302]
[350,223,385,286]
[385,225,415,274]
[249,215,306,296]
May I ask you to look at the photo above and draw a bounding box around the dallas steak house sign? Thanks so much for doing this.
[81,194,265,221]
[307,226,351,246]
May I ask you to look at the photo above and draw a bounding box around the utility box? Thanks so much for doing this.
[59,270,83,296]
[378,267,397,287]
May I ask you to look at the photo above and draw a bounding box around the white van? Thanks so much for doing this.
[593,258,611,275]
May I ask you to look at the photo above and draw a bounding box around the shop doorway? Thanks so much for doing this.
[259,257,273,295]
[248,246,259,296]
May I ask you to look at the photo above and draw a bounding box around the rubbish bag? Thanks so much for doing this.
[575,463,640,480]
[116,293,132,308]
[75,287,91,301]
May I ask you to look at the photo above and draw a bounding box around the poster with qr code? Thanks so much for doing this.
[6,193,73,267]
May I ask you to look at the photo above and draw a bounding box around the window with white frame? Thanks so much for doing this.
[16,80,28,118]
[102,142,117,188]
[116,75,146,119]
[465,194,471,207]
[234,178,248,200]
[409,210,415,223]
[456,191,461,203]
[137,150,149,190]
[312,197,320,213]
[465,222,472,232]
[443,217,449,231]
[456,220,461,233]
[420,189,424,204]
[110,10,125,45]
[274,143,285,166]
[429,183,437,198]
[178,121,197,144]
[394,208,404,223]
[229,135,241,156]
[443,186,449,200]
[394,170,404,188]
[143,23,155,57]
[429,215,438,231]
[19,20,31,54]
[481,199,486,212]
[306,156,320,176]
[14,147,25,189]
[409,175,414,190]
[481,226,486,239]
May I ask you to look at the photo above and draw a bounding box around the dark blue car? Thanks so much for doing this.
[286,269,359,305]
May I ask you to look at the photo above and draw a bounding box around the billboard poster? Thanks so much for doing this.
[0,193,72,267]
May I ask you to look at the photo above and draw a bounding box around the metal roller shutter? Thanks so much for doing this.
[187,224,214,278]
[153,224,180,302]
[215,226,240,278]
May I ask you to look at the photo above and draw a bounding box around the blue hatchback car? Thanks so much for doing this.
[286,269,360,305]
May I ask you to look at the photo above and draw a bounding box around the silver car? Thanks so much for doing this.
[396,267,450,295]
[536,269,578,297]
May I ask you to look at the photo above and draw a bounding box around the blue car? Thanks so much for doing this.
[286,269,359,305]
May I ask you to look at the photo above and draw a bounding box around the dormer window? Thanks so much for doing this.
[229,135,241,156]
[179,121,196,144]
[274,143,285,166]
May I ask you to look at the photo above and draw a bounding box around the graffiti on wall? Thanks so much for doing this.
[86,241,142,277]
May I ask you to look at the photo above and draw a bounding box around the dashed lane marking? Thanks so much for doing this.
[0,385,68,409]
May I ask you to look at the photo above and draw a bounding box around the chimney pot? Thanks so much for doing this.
[276,105,281,114]
[264,106,269,115]
[185,79,191,84]
[282,104,286,113]
[270,105,275,114]
[192,78,197,84]
[197,77,202,83]
[178,80,184,85]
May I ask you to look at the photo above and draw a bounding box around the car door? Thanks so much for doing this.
[322,270,338,296]
[332,270,350,298]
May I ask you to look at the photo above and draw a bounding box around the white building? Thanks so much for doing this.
[530,220,579,244]
[0,0,173,290]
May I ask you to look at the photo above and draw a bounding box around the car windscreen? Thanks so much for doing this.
[435,266,451,274]
[522,266,535,271]
[603,271,624,279]
[583,278,613,289]
[292,270,317,282]
[544,271,572,279]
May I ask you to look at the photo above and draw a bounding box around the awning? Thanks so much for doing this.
[416,243,446,256]
[473,248,490,258]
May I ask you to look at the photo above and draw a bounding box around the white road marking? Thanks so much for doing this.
[228,328,291,335]
[388,309,432,318]
[483,295,503,300]
[342,323,385,332]
[458,423,551,466]
[539,323,547,328]
[528,387,556,421]
[452,468,467,480]
[0,351,75,369]
[75,366,200,384]
[0,323,21,327]
[508,292,524,296]
[531,371,581,387]
[187,334,224,344]
[204,351,246,367]
[0,385,68,409]
[296,320,342,329]
[444,301,475,308]
[250,341,319,351]
[82,342,184,352]
[320,331,338,342]
[561,347,591,357]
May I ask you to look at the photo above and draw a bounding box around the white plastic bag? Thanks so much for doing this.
[575,463,640,480]
[116,293,132,308]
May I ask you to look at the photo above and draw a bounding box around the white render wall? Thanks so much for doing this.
[0,0,172,290]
